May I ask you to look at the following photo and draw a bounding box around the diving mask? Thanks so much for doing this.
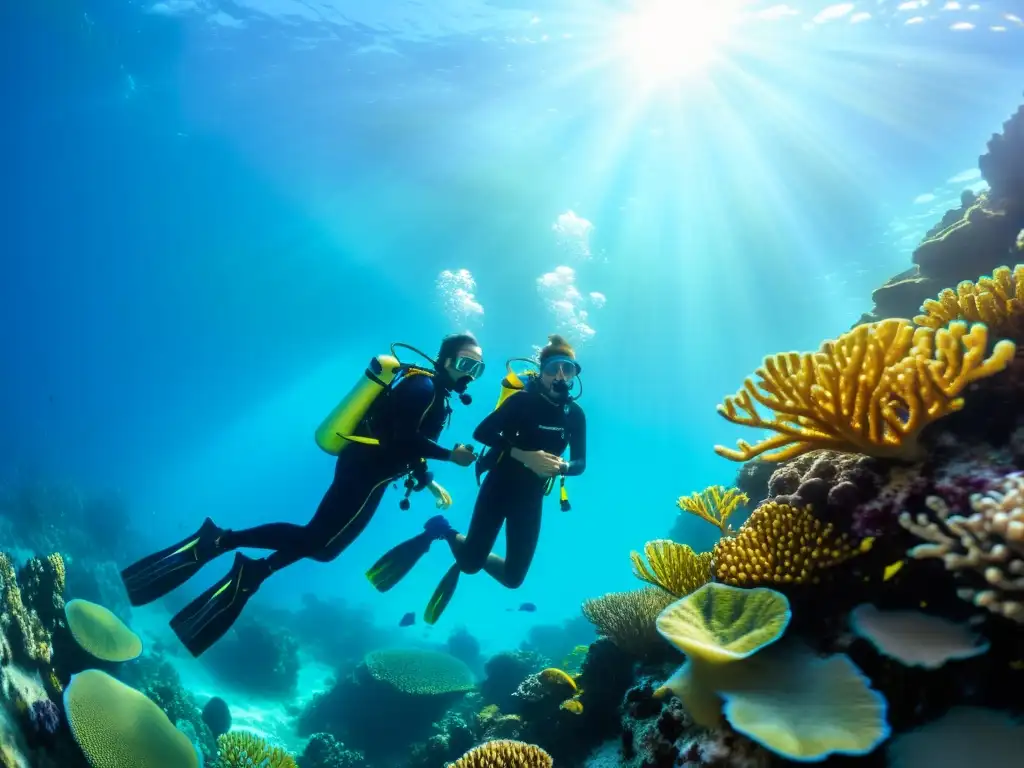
[452,355,485,380]
[541,355,580,380]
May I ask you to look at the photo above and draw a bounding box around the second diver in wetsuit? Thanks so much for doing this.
[119,333,483,657]
[367,334,587,624]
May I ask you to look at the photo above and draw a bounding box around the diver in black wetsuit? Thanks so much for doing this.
[119,333,484,657]
[367,334,587,624]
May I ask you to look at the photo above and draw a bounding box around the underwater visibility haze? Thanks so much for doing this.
[3,0,1024,766]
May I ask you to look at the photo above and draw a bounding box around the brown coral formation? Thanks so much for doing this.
[713,502,859,586]
[581,588,676,658]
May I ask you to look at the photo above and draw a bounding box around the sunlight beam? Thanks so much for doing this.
[612,0,747,88]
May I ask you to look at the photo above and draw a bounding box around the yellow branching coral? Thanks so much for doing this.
[582,587,676,657]
[677,486,748,534]
[713,502,857,586]
[630,540,713,597]
[450,740,553,768]
[217,732,296,768]
[915,264,1024,341]
[714,319,1016,462]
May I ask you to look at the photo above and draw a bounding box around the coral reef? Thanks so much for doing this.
[715,319,1014,462]
[202,615,300,698]
[448,739,553,768]
[581,588,677,658]
[630,540,712,597]
[712,501,860,586]
[297,648,475,764]
[676,486,748,535]
[201,696,231,739]
[116,653,218,763]
[299,733,367,768]
[479,649,547,712]
[216,732,296,768]
[899,470,1024,622]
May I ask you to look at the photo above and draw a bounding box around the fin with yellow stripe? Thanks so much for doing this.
[169,552,268,658]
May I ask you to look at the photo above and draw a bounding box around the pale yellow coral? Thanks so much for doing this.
[715,319,1016,462]
[915,265,1024,340]
[713,502,858,586]
[630,540,713,597]
[899,474,1024,623]
[677,486,748,534]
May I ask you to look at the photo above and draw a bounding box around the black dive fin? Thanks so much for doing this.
[424,564,461,625]
[365,532,433,593]
[120,517,224,607]
[169,553,264,658]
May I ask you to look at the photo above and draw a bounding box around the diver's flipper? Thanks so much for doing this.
[120,517,225,607]
[365,532,433,593]
[169,553,267,658]
[424,564,461,625]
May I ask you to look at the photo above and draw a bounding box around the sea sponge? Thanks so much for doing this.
[714,319,1015,462]
[899,471,1024,622]
[915,264,1024,341]
[717,644,891,763]
[65,599,142,663]
[217,731,296,768]
[655,583,791,664]
[630,539,712,597]
[363,648,475,695]
[712,502,858,586]
[449,739,553,768]
[849,604,990,668]
[63,669,201,768]
[677,485,749,534]
[581,587,676,657]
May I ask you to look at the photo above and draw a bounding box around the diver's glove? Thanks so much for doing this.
[428,481,453,510]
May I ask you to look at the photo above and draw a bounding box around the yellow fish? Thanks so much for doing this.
[859,537,875,553]
[560,698,583,714]
[1010,660,1024,671]
[883,560,904,581]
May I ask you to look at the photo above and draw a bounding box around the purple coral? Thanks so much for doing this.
[29,698,60,735]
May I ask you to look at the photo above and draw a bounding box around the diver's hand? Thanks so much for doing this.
[428,481,453,510]
[512,448,564,477]
[450,444,477,467]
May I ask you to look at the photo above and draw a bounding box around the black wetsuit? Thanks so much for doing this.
[222,373,455,572]
[449,386,586,588]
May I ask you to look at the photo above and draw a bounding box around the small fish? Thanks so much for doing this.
[859,537,875,553]
[560,698,583,714]
[399,612,415,627]
[883,560,904,581]
[1009,660,1024,670]
[507,602,537,613]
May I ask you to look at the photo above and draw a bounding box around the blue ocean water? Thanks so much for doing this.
[2,0,1022,661]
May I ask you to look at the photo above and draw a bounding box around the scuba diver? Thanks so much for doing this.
[119,333,484,657]
[367,334,587,624]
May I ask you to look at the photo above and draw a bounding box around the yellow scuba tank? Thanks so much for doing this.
[315,353,424,456]
[494,358,538,410]
[485,358,573,512]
